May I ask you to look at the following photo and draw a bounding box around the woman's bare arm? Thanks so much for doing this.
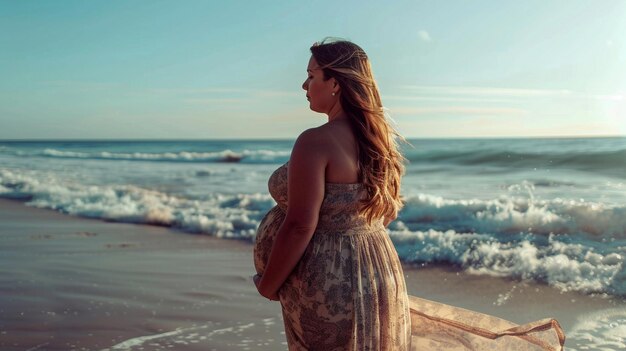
[256,128,326,299]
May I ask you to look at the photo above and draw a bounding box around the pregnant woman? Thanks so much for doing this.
[253,38,565,350]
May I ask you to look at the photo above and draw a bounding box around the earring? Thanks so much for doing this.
[331,92,336,96]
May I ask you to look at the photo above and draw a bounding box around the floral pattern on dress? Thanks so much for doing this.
[254,162,411,350]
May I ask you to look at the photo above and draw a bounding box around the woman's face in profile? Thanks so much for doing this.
[302,56,335,114]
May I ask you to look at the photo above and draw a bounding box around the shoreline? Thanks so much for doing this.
[1,198,624,350]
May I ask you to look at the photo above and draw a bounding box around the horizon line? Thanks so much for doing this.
[1,134,625,142]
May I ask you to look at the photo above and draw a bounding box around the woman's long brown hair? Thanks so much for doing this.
[311,38,407,224]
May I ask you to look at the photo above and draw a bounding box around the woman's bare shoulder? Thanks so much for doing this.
[292,121,356,165]
[293,126,334,156]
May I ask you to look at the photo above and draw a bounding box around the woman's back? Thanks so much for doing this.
[308,119,360,184]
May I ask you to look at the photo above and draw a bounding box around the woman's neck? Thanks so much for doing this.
[327,105,348,123]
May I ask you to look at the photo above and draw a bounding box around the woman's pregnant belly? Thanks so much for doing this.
[253,205,286,275]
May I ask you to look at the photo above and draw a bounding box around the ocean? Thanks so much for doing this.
[1,137,625,298]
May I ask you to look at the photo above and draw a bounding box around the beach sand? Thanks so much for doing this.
[1,198,623,350]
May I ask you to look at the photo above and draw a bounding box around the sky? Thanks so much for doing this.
[0,0,624,139]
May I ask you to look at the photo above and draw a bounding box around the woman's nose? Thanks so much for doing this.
[302,80,307,90]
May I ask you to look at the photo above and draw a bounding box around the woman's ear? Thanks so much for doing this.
[331,78,340,94]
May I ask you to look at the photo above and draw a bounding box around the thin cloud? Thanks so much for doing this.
[601,93,624,101]
[400,85,570,98]
[149,87,250,95]
[383,95,513,103]
[418,30,432,42]
[38,80,121,90]
[182,88,301,106]
[149,87,299,98]
[183,98,246,104]
[390,106,528,116]
[399,85,622,101]
[253,90,301,98]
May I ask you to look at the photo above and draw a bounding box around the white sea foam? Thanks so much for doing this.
[400,192,626,237]
[33,148,290,163]
[101,322,256,350]
[0,168,274,238]
[389,228,624,295]
[567,307,626,351]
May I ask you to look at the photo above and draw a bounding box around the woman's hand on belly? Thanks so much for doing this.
[254,274,279,301]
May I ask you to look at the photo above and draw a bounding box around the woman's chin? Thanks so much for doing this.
[308,104,322,113]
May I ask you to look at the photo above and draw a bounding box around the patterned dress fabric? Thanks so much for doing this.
[254,162,565,351]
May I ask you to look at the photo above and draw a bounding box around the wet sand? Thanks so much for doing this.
[1,198,624,350]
